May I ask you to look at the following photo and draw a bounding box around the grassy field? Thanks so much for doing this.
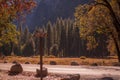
[0,56,119,66]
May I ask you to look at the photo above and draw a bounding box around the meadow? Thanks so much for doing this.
[0,56,119,66]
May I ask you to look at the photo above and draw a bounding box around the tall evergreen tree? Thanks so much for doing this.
[46,21,53,55]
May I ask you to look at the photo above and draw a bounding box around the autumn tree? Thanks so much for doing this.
[75,0,120,60]
[0,0,36,56]
[95,0,120,61]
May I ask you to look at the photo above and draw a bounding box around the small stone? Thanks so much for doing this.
[71,62,79,66]
[50,61,57,65]
[91,63,98,66]
[4,61,7,63]
[12,61,18,64]
[25,62,30,64]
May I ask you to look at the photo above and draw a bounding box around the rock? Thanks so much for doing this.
[37,61,43,65]
[35,67,48,77]
[50,61,57,65]
[71,62,79,66]
[100,77,114,80]
[113,62,120,66]
[91,63,98,66]
[61,74,80,80]
[9,63,23,75]
[25,62,30,64]
[4,61,7,63]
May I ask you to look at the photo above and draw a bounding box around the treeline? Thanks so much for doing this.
[0,18,110,58]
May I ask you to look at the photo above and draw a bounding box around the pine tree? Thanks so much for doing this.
[46,21,53,55]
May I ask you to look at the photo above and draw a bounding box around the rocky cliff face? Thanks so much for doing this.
[26,0,93,31]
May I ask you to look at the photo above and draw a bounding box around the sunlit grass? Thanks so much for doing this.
[0,56,118,66]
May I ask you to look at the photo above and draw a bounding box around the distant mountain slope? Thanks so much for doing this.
[26,0,94,31]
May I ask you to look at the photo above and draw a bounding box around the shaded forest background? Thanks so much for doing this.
[1,18,111,58]
[0,0,120,59]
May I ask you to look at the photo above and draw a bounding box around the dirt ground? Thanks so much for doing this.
[0,70,120,80]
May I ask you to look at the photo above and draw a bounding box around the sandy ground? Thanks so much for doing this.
[0,70,120,80]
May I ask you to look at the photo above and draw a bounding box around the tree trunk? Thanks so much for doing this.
[111,33,120,62]
[100,0,120,62]
[11,42,14,56]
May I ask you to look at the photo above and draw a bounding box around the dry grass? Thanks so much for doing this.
[0,56,119,66]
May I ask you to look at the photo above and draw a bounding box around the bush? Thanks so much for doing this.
[50,61,57,65]
[80,56,86,59]
[71,62,79,66]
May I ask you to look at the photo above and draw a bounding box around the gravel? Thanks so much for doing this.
[0,70,120,80]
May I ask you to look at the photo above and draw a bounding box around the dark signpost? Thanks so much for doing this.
[34,28,47,80]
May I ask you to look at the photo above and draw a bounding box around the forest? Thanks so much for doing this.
[0,0,120,61]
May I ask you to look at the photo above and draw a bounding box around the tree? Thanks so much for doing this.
[95,0,120,61]
[22,35,35,57]
[75,1,120,60]
[46,21,54,55]
[0,0,36,56]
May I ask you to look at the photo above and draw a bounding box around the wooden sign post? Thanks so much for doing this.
[34,28,47,80]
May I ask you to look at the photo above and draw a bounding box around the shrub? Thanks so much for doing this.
[80,56,86,59]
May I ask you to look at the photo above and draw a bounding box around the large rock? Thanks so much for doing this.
[61,74,80,80]
[36,67,48,77]
[9,63,23,75]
